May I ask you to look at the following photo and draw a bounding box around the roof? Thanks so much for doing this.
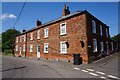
[16,10,109,36]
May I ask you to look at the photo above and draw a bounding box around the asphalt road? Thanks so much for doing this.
[1,52,120,79]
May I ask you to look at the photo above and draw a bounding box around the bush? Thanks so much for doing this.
[4,49,12,54]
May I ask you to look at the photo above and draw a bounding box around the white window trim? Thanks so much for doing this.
[60,41,67,54]
[16,37,18,43]
[37,30,40,39]
[20,36,22,42]
[92,20,96,33]
[100,25,102,36]
[23,44,25,52]
[44,28,49,38]
[60,22,67,35]
[24,35,26,42]
[44,43,48,53]
[30,44,33,52]
[30,32,33,40]
[106,28,108,38]
[93,38,97,52]
[16,45,18,51]
[101,42,104,52]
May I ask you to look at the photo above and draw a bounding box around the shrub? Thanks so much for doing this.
[4,49,12,54]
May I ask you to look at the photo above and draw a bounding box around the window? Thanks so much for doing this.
[60,22,66,35]
[20,36,22,42]
[23,44,25,52]
[37,30,40,39]
[101,42,104,52]
[92,20,96,33]
[44,43,48,53]
[106,28,108,38]
[30,44,33,52]
[111,42,114,51]
[44,28,49,38]
[60,41,67,54]
[16,37,18,43]
[16,45,18,51]
[30,32,33,40]
[24,35,26,42]
[100,25,102,36]
[93,38,97,52]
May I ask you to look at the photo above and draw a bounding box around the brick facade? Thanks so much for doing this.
[15,5,117,64]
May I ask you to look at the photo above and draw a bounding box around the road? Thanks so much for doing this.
[1,52,120,79]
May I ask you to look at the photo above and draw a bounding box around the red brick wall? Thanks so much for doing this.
[15,13,89,63]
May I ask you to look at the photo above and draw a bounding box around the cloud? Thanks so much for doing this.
[1,13,16,19]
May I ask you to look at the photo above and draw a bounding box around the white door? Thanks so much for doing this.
[106,42,109,55]
[19,46,21,55]
[37,45,40,58]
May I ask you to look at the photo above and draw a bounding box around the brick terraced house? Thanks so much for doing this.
[15,5,117,64]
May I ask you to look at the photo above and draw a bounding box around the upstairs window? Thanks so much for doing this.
[16,37,18,43]
[100,25,102,36]
[111,42,114,51]
[16,45,18,51]
[44,43,48,53]
[37,30,40,39]
[44,28,49,38]
[93,38,97,52]
[60,22,66,35]
[30,44,33,52]
[60,41,67,54]
[101,42,104,52]
[20,36,22,42]
[30,32,33,40]
[24,35,26,42]
[92,20,96,33]
[106,28,108,38]
[23,44,25,52]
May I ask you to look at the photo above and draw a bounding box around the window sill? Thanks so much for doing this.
[60,52,67,54]
[44,37,49,39]
[60,33,67,36]
[44,52,48,53]
[37,38,40,40]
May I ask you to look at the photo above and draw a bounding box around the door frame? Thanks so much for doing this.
[37,45,40,58]
[106,41,109,55]
[19,46,21,56]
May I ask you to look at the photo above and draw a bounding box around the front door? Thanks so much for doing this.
[106,41,109,55]
[19,46,21,56]
[37,45,40,58]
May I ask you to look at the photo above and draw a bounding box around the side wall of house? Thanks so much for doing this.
[15,13,89,63]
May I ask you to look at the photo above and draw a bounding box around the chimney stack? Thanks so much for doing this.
[36,19,42,28]
[62,4,70,16]
[22,28,26,33]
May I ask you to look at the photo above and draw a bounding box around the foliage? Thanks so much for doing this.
[4,49,12,54]
[112,34,120,52]
[1,29,21,52]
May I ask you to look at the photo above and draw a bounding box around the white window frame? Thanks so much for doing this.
[24,35,26,42]
[30,44,33,52]
[44,43,48,53]
[16,37,18,43]
[44,28,49,38]
[30,32,33,40]
[111,42,114,51]
[92,20,96,33]
[23,44,25,52]
[60,41,67,54]
[37,30,40,39]
[101,42,104,52]
[16,45,18,51]
[93,38,97,52]
[20,36,22,42]
[100,25,102,36]
[106,28,108,38]
[60,22,67,35]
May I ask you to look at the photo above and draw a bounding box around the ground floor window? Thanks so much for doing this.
[23,44,25,52]
[16,45,18,51]
[111,42,114,51]
[30,44,33,52]
[101,42,104,52]
[93,38,97,52]
[44,43,48,53]
[60,41,67,54]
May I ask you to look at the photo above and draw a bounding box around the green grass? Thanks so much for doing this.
[0,52,13,56]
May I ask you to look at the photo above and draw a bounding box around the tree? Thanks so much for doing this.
[112,33,120,52]
[1,29,21,52]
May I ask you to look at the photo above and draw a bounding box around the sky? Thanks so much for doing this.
[2,2,118,37]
